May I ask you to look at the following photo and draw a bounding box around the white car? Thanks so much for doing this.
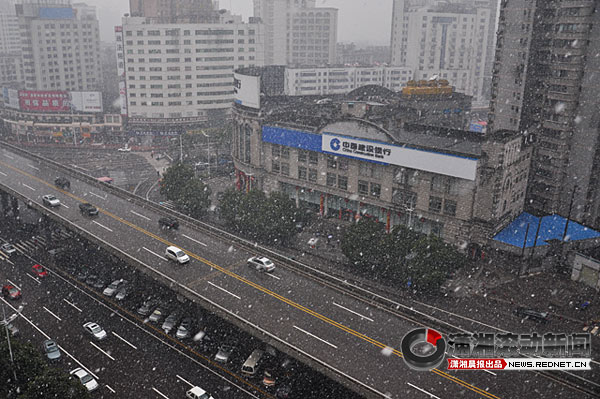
[117,146,131,152]
[42,194,61,207]
[83,322,107,340]
[103,279,126,297]
[70,367,99,392]
[247,256,276,272]
[0,243,16,255]
[186,386,214,399]
[165,246,189,264]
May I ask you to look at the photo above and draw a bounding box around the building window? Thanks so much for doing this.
[430,176,444,192]
[272,144,280,157]
[370,183,381,198]
[429,196,443,213]
[338,158,348,171]
[298,149,307,163]
[327,173,337,187]
[281,147,289,159]
[281,162,289,176]
[392,189,417,209]
[360,163,380,179]
[327,155,337,169]
[309,152,318,165]
[338,176,348,190]
[308,169,317,182]
[272,160,280,173]
[298,166,307,180]
[444,200,457,216]
[358,180,369,195]
[394,167,418,185]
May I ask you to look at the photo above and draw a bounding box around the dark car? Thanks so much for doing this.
[514,307,549,323]
[85,274,100,287]
[75,268,90,282]
[162,311,181,334]
[79,203,98,216]
[275,385,292,399]
[159,216,179,230]
[176,317,195,339]
[54,177,70,189]
[137,298,160,316]
[2,284,21,300]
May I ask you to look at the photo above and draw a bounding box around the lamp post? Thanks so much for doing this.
[2,305,19,389]
[202,130,211,179]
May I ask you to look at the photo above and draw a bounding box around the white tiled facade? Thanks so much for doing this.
[284,66,414,96]
[390,0,493,106]
[0,0,22,87]
[120,16,264,120]
[16,1,102,91]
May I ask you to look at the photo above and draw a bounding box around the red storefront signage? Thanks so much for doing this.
[19,91,70,112]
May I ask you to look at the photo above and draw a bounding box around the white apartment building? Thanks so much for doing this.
[284,66,414,96]
[16,0,102,91]
[120,15,263,122]
[254,0,337,66]
[390,0,493,106]
[0,0,22,87]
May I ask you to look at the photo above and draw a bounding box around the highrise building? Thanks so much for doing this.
[15,0,102,91]
[129,0,219,22]
[0,0,22,87]
[253,0,337,66]
[489,0,600,228]
[390,0,498,106]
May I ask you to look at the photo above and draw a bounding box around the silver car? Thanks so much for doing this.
[103,279,126,297]
[43,339,61,360]
[0,243,16,255]
[42,194,61,207]
[247,256,276,272]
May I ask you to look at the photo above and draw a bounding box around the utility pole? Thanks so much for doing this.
[179,134,183,162]
[202,131,211,179]
[2,306,18,389]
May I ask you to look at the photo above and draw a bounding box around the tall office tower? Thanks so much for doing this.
[0,0,22,87]
[489,0,600,227]
[15,0,102,91]
[253,0,337,66]
[129,0,219,23]
[390,0,497,106]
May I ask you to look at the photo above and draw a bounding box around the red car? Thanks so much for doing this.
[2,284,21,300]
[32,264,48,278]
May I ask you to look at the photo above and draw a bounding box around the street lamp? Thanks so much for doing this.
[202,130,211,179]
[2,305,22,388]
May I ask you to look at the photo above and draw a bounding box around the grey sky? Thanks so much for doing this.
[87,0,392,46]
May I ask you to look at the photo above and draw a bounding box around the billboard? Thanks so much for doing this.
[233,73,260,109]
[70,91,103,112]
[119,82,127,116]
[19,90,70,112]
[129,130,182,137]
[322,133,478,181]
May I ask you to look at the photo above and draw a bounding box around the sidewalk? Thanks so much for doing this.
[136,151,171,177]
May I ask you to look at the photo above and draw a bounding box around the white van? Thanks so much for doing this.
[241,349,264,376]
[186,386,213,399]
[165,246,190,264]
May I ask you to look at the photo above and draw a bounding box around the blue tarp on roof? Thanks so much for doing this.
[493,212,600,248]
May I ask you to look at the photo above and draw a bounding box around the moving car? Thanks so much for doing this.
[103,279,126,297]
[79,203,99,216]
[159,216,179,229]
[186,386,214,399]
[2,284,21,300]
[32,264,48,278]
[70,368,98,392]
[0,243,17,255]
[42,194,61,207]
[214,343,236,363]
[42,339,61,361]
[514,307,550,323]
[54,177,70,189]
[247,256,276,272]
[83,322,107,340]
[165,246,189,264]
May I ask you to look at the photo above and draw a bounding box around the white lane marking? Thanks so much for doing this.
[3,258,14,265]
[89,341,115,361]
[176,374,194,388]
[332,302,374,322]
[112,331,138,350]
[152,387,170,399]
[92,221,113,232]
[266,273,281,280]
[6,279,21,290]
[13,243,26,253]
[89,191,105,200]
[4,154,14,159]
[0,171,7,176]
[482,369,497,376]
[142,246,165,260]
[182,234,207,247]
[43,306,62,321]
[293,325,338,349]
[28,164,40,170]
[207,281,240,299]
[130,210,150,221]
[60,203,70,209]
[22,183,35,191]
[406,382,440,399]
[106,385,116,394]
[26,273,41,284]
[63,298,82,312]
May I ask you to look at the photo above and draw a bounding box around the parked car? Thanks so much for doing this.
[159,216,179,230]
[103,279,126,297]
[0,243,17,255]
[83,322,107,340]
[75,268,90,282]
[79,203,99,216]
[514,307,549,323]
[186,386,214,399]
[165,246,189,264]
[137,298,160,316]
[275,384,292,398]
[54,177,70,189]
[42,339,61,361]
[32,264,48,278]
[162,311,181,334]
[2,284,21,300]
[247,256,276,272]
[214,342,236,363]
[176,317,195,339]
[149,304,170,323]
[42,194,61,207]
[263,368,276,387]
[70,368,98,392]
[115,285,129,301]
